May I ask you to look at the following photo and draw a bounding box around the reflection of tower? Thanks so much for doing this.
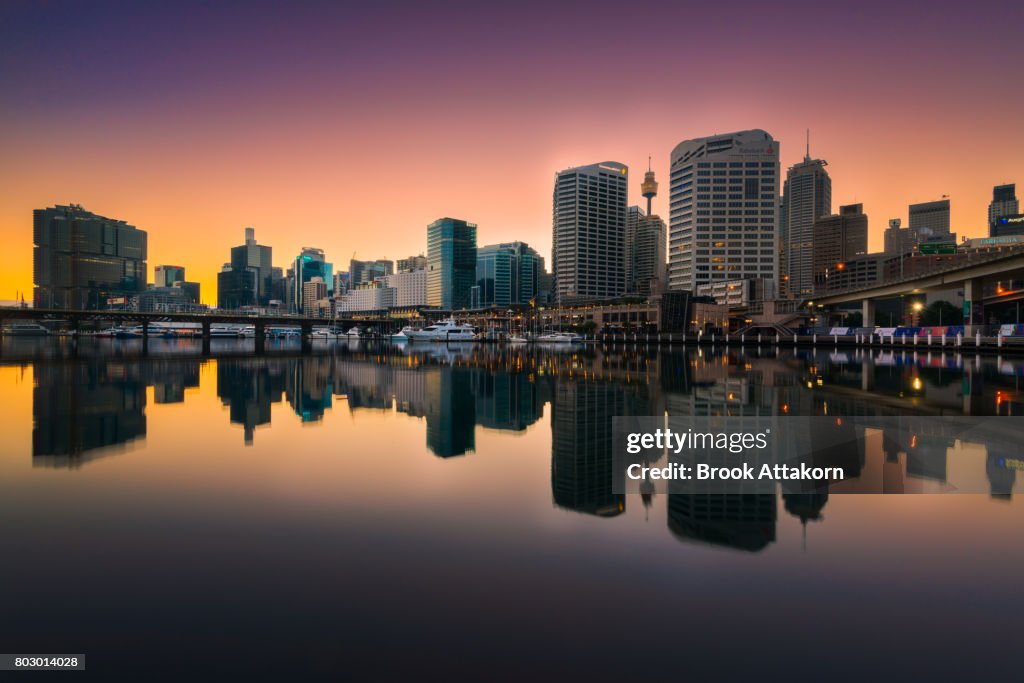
[32,362,147,467]
[641,157,658,216]
[550,379,652,517]
[146,359,200,404]
[783,492,828,550]
[425,366,475,457]
[286,356,333,422]
[470,368,541,431]
[667,494,777,552]
[986,447,1017,500]
[217,359,288,445]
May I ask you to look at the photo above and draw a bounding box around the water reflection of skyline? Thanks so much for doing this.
[23,343,1024,550]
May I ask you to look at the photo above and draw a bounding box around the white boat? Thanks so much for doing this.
[345,325,366,339]
[209,325,242,338]
[312,326,343,339]
[93,325,140,339]
[401,318,478,342]
[238,325,256,338]
[3,322,49,336]
[388,331,408,342]
[536,332,583,344]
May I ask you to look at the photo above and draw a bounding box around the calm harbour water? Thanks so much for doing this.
[1,337,1021,679]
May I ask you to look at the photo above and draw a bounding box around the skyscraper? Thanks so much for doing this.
[302,277,328,315]
[218,227,274,309]
[349,259,394,286]
[668,130,779,294]
[397,254,428,272]
[552,162,628,302]
[782,145,831,298]
[475,241,540,307]
[812,203,868,292]
[33,204,147,310]
[908,199,951,240]
[290,248,332,314]
[426,218,477,310]
[627,165,666,297]
[989,184,1019,234]
[154,265,185,287]
[234,227,273,302]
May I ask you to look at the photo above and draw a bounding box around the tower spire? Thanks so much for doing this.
[641,156,658,216]
[805,128,810,161]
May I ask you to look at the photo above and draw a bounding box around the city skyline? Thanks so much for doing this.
[2,1,1023,305]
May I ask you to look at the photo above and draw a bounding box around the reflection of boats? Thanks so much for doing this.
[3,322,49,336]
[507,336,529,344]
[413,342,476,362]
[401,318,478,341]
[536,332,583,344]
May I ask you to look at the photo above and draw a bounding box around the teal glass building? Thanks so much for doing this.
[290,247,333,313]
[475,241,540,308]
[427,218,477,310]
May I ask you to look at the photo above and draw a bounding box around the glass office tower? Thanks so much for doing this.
[427,218,477,310]
[33,204,147,310]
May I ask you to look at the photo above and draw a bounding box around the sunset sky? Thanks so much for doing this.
[2,0,1022,304]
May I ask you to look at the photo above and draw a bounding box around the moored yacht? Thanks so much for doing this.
[401,318,478,341]
[209,324,242,338]
[3,322,49,336]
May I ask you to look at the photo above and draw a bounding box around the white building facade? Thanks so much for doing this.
[668,130,779,295]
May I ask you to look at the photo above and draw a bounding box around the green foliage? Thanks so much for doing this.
[919,300,962,326]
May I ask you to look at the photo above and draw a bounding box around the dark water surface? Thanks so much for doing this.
[1,338,1021,679]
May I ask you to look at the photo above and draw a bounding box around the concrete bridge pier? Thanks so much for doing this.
[201,321,211,355]
[964,277,984,333]
[141,321,149,356]
[862,299,875,328]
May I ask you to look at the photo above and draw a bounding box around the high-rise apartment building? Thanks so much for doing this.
[426,218,477,310]
[552,162,628,302]
[290,248,332,314]
[397,255,428,272]
[989,184,1019,234]
[812,203,868,292]
[302,277,328,317]
[385,269,427,308]
[668,130,779,294]
[33,204,147,309]
[475,241,540,308]
[782,151,831,298]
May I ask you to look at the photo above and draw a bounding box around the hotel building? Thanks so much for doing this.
[552,162,628,302]
[668,130,779,295]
